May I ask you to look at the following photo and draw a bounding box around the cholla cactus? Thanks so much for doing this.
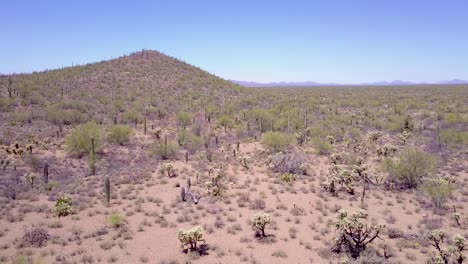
[176,226,204,251]
[205,169,227,196]
[54,196,73,218]
[428,230,466,264]
[398,131,411,145]
[332,209,385,258]
[280,173,296,183]
[251,212,271,237]
[323,165,356,195]
[326,135,336,144]
[330,153,343,165]
[26,173,37,188]
[161,164,175,177]
[376,144,397,159]
[368,131,382,143]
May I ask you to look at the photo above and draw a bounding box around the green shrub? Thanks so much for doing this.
[108,125,132,145]
[445,113,466,125]
[151,137,178,160]
[251,212,271,237]
[423,177,454,209]
[176,111,193,129]
[66,122,101,157]
[383,148,438,189]
[218,115,233,132]
[124,109,142,126]
[46,104,64,125]
[177,226,204,250]
[261,131,292,153]
[107,213,126,228]
[312,137,333,155]
[440,128,468,145]
[177,130,204,153]
[54,196,73,218]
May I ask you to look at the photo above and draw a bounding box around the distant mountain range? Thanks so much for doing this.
[231,79,468,87]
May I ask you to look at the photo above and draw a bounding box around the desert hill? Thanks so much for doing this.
[0,51,467,264]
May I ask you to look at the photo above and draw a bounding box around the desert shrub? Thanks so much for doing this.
[440,128,468,146]
[177,130,204,153]
[280,173,296,183]
[269,149,308,175]
[22,153,40,172]
[46,104,64,125]
[107,125,132,145]
[261,131,292,153]
[427,230,466,264]
[250,199,266,210]
[22,225,50,247]
[332,209,385,259]
[66,122,101,157]
[312,137,333,155]
[54,196,73,217]
[0,97,14,110]
[218,115,233,132]
[423,177,454,209]
[383,147,438,189]
[176,111,193,129]
[124,109,142,126]
[445,113,466,125]
[151,137,178,160]
[176,226,204,251]
[108,213,126,228]
[251,212,271,237]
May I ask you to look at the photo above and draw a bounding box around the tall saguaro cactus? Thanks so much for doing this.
[43,162,49,183]
[105,176,110,203]
[89,137,96,175]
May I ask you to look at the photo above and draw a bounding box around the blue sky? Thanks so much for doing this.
[1,0,468,83]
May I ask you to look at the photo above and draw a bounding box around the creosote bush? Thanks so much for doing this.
[332,209,385,259]
[383,147,438,189]
[66,122,101,157]
[108,125,132,145]
[108,213,126,228]
[261,131,292,153]
[251,212,271,237]
[177,226,204,251]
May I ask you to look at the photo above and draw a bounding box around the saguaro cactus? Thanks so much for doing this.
[89,137,96,175]
[105,176,110,203]
[43,162,49,183]
[181,187,186,202]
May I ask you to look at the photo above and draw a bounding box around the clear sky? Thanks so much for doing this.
[1,0,468,83]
